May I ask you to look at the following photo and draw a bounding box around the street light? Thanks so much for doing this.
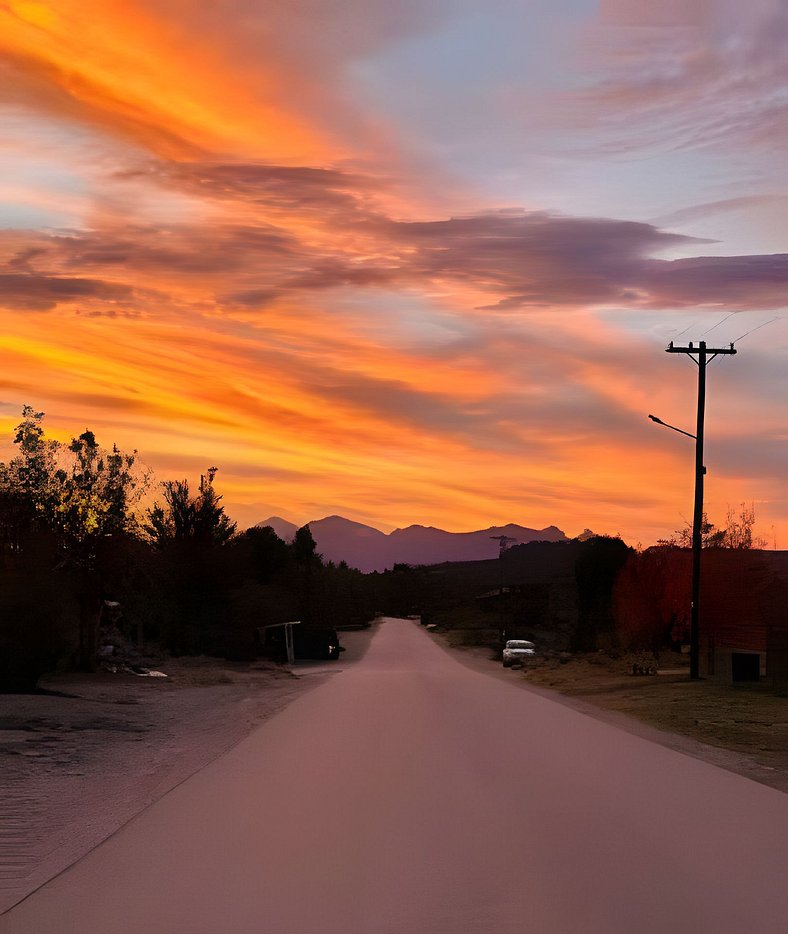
[647,415,696,441]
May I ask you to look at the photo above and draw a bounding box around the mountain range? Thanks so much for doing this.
[257,515,575,572]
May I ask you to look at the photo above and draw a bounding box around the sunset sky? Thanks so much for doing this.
[1,0,786,546]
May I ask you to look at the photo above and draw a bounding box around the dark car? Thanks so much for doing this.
[294,627,345,661]
[263,626,346,661]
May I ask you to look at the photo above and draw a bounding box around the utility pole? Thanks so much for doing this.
[666,340,736,679]
[491,535,518,643]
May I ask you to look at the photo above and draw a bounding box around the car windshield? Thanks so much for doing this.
[506,641,534,649]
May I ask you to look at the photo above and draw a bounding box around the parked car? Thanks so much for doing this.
[502,639,536,667]
[295,628,345,661]
[262,626,346,661]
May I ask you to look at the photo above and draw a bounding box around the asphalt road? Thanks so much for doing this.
[5,618,788,934]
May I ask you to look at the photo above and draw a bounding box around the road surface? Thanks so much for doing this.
[5,618,788,933]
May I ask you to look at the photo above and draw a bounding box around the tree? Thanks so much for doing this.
[721,502,766,549]
[52,431,142,548]
[145,469,237,655]
[0,407,57,550]
[573,536,632,651]
[613,547,691,652]
[229,525,289,584]
[0,529,77,692]
[659,503,766,550]
[0,407,146,677]
[293,524,320,566]
[147,468,236,547]
[1,408,144,550]
[52,427,145,669]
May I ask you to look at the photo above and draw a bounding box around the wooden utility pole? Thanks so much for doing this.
[666,340,736,679]
[490,535,518,644]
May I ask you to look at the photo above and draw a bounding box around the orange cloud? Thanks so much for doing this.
[0,0,336,162]
[1,1,785,549]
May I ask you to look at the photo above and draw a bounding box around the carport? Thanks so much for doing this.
[257,621,301,666]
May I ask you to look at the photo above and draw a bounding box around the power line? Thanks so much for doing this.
[732,316,782,343]
[700,311,739,338]
[673,320,698,340]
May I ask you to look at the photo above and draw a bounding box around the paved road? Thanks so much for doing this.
[5,618,788,934]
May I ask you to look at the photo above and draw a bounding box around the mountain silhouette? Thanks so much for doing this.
[256,515,568,572]
[259,516,299,542]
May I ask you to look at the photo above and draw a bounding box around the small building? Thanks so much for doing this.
[699,551,788,687]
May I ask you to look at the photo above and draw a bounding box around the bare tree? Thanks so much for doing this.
[659,502,766,550]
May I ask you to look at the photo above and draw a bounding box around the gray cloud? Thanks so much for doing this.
[650,195,788,228]
[0,272,136,311]
[6,191,788,317]
[126,161,378,221]
[383,211,702,307]
[640,254,788,308]
[54,224,297,275]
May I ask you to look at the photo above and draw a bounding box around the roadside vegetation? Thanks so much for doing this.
[2,404,784,735]
[0,407,376,691]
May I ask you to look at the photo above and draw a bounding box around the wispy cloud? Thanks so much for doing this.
[577,1,788,157]
[0,0,785,546]
[7,200,788,315]
[0,271,138,311]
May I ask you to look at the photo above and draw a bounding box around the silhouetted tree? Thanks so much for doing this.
[0,529,78,692]
[573,536,632,651]
[659,503,766,550]
[145,469,237,654]
[147,468,236,547]
[293,524,320,566]
[613,547,691,652]
[228,525,289,584]
[0,407,147,672]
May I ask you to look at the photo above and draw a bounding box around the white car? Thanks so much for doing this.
[502,639,536,667]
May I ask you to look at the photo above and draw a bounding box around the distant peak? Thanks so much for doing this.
[255,516,299,541]
[316,515,368,526]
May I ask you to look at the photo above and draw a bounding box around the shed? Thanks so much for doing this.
[699,551,788,686]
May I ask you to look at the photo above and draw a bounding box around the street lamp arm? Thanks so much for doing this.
[647,414,696,440]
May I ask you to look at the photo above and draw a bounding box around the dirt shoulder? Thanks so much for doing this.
[0,626,376,915]
[435,634,788,795]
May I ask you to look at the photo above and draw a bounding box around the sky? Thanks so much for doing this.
[0,0,786,546]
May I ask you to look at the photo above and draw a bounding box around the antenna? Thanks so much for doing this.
[490,534,517,557]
